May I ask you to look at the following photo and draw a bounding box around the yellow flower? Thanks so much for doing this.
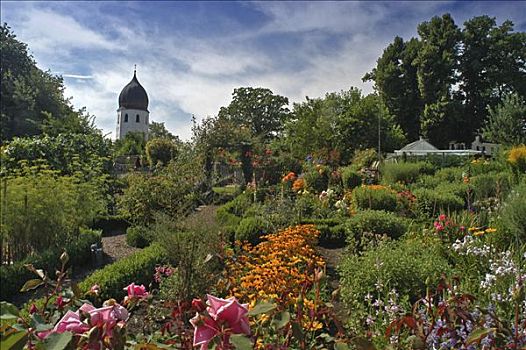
[485,228,497,233]
[473,231,485,237]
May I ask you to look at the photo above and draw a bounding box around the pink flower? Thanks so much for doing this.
[124,283,149,300]
[434,221,444,231]
[29,304,38,315]
[55,295,65,309]
[89,284,100,296]
[438,214,446,221]
[37,303,128,341]
[192,298,206,312]
[190,295,251,350]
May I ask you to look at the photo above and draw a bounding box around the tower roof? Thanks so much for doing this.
[118,70,149,111]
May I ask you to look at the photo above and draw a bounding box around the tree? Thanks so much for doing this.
[1,24,91,141]
[149,121,179,141]
[364,37,422,141]
[482,93,526,146]
[286,88,405,164]
[145,137,180,167]
[218,87,290,141]
[113,132,147,156]
[459,16,526,139]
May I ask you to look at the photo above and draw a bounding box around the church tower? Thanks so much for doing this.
[116,68,149,140]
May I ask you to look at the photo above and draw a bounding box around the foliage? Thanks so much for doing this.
[413,187,465,217]
[483,93,526,146]
[339,236,451,310]
[303,164,329,193]
[346,210,408,241]
[1,24,99,141]
[352,185,398,212]
[471,171,512,202]
[125,225,153,248]
[381,161,432,184]
[496,181,526,246]
[148,121,179,141]
[1,133,111,178]
[79,243,167,301]
[0,166,106,262]
[234,216,268,245]
[507,145,526,173]
[341,166,363,190]
[145,137,180,167]
[0,228,101,301]
[113,131,147,157]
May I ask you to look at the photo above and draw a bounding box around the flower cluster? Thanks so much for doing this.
[433,214,465,242]
[292,178,305,192]
[282,171,297,183]
[38,301,128,349]
[218,225,325,307]
[154,265,174,283]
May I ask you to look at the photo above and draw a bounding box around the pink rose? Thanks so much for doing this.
[125,283,149,299]
[190,295,251,350]
[438,214,446,221]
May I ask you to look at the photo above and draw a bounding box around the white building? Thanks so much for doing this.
[470,135,499,156]
[116,70,149,140]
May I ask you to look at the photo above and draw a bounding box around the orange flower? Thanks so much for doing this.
[292,178,305,192]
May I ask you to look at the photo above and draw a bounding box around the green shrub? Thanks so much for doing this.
[413,188,465,216]
[126,225,153,248]
[350,148,377,170]
[235,217,268,244]
[352,185,397,212]
[471,172,512,201]
[92,215,129,236]
[79,243,167,301]
[341,167,363,190]
[346,210,408,241]
[494,181,526,247]
[339,236,451,307]
[300,218,348,246]
[304,166,329,193]
[145,138,179,167]
[435,182,469,202]
[381,161,433,184]
[0,229,101,301]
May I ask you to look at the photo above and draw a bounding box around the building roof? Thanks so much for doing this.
[398,137,438,152]
[118,71,149,111]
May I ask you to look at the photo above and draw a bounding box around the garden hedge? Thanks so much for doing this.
[0,228,102,301]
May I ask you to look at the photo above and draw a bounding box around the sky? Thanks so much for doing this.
[2,1,526,140]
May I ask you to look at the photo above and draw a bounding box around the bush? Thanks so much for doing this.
[79,243,167,301]
[341,167,363,190]
[352,185,397,212]
[339,236,451,307]
[0,229,101,301]
[303,166,329,193]
[126,225,153,248]
[381,161,432,184]
[413,188,465,216]
[145,138,179,167]
[299,218,347,246]
[92,214,129,236]
[350,148,377,170]
[471,172,512,201]
[235,217,268,244]
[346,210,408,241]
[495,181,526,247]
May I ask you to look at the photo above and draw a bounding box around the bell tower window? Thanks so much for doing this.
[124,114,128,122]
[136,114,140,122]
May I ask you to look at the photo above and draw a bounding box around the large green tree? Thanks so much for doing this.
[364,37,422,141]
[0,24,90,141]
[482,93,526,146]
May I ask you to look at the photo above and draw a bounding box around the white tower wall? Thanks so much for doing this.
[116,108,149,140]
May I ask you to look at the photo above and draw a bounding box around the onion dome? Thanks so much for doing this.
[118,70,149,111]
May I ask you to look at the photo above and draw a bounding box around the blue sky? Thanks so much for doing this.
[2,1,525,140]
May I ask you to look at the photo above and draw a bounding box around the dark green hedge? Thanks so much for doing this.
[79,243,167,301]
[300,218,348,246]
[0,229,102,301]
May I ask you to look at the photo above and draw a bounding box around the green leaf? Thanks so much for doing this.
[248,302,276,316]
[1,302,20,318]
[20,279,44,292]
[334,342,350,350]
[0,330,28,350]
[44,331,73,350]
[271,311,290,329]
[352,337,376,350]
[466,327,496,345]
[291,321,303,342]
[230,334,253,350]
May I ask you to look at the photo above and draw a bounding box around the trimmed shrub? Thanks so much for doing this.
[413,188,465,216]
[0,229,101,301]
[92,215,129,236]
[494,181,526,247]
[339,236,451,306]
[341,167,363,190]
[352,185,397,212]
[235,217,268,244]
[346,210,408,241]
[381,162,433,184]
[79,243,167,301]
[300,218,348,246]
[126,225,153,248]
